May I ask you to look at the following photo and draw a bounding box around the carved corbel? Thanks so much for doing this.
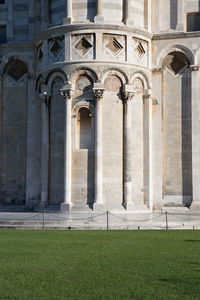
[93,83,105,101]
[60,82,75,100]
[122,84,135,102]
[190,65,200,72]
[39,85,51,105]
[152,67,162,74]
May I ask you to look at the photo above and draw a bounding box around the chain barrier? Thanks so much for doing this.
[45,211,107,221]
[108,212,165,222]
[0,210,199,229]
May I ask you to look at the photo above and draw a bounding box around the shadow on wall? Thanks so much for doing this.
[86,0,96,22]
[170,0,177,30]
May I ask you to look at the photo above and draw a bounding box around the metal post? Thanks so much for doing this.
[107,211,109,230]
[165,211,168,230]
[43,210,45,230]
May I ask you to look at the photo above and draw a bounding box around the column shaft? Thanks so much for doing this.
[67,0,72,18]
[60,83,74,211]
[124,0,133,25]
[41,0,49,30]
[191,67,200,208]
[41,100,50,206]
[93,84,105,210]
[176,0,184,31]
[97,0,102,16]
[64,98,72,207]
[143,93,153,211]
[94,0,104,23]
[124,99,132,207]
[95,98,103,205]
[64,0,73,24]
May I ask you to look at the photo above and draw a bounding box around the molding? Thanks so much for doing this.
[153,31,200,41]
[34,24,152,45]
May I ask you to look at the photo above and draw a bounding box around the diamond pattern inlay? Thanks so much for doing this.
[106,38,123,56]
[75,37,92,56]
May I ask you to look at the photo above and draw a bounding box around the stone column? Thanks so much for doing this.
[94,0,104,23]
[176,0,184,31]
[39,85,51,209]
[7,0,14,41]
[143,90,153,211]
[60,83,75,211]
[26,77,40,208]
[151,68,162,210]
[190,66,200,209]
[93,83,105,210]
[122,85,135,211]
[41,0,49,30]
[124,0,133,25]
[144,0,151,31]
[63,0,73,24]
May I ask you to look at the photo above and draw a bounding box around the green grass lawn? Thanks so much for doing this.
[0,230,200,300]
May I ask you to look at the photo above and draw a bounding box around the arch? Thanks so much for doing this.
[46,71,66,90]
[194,47,200,65]
[35,74,44,91]
[156,44,194,67]
[130,71,150,91]
[72,101,95,118]
[70,67,98,85]
[45,69,67,86]
[1,54,34,77]
[101,68,128,85]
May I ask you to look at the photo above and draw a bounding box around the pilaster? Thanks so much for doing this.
[190,66,200,209]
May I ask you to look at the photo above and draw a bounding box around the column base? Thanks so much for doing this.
[190,201,200,210]
[39,201,47,210]
[60,203,71,211]
[176,23,184,31]
[63,17,73,25]
[125,19,134,26]
[93,203,105,211]
[94,15,104,24]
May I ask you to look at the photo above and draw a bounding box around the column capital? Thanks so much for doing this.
[39,85,51,104]
[190,65,200,72]
[143,89,152,100]
[60,82,75,100]
[152,67,163,74]
[122,84,135,101]
[93,83,105,101]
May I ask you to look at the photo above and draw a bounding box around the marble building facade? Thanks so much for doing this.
[0,0,200,211]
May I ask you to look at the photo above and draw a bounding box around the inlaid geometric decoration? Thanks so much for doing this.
[163,52,189,75]
[104,75,122,93]
[4,60,28,86]
[75,75,93,92]
[132,78,144,94]
[72,34,94,60]
[38,44,44,66]
[133,38,148,66]
[103,34,125,61]
[49,37,64,63]
[134,42,145,59]
[106,38,123,56]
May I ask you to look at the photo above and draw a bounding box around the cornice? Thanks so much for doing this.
[34,23,152,45]
[153,31,200,40]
